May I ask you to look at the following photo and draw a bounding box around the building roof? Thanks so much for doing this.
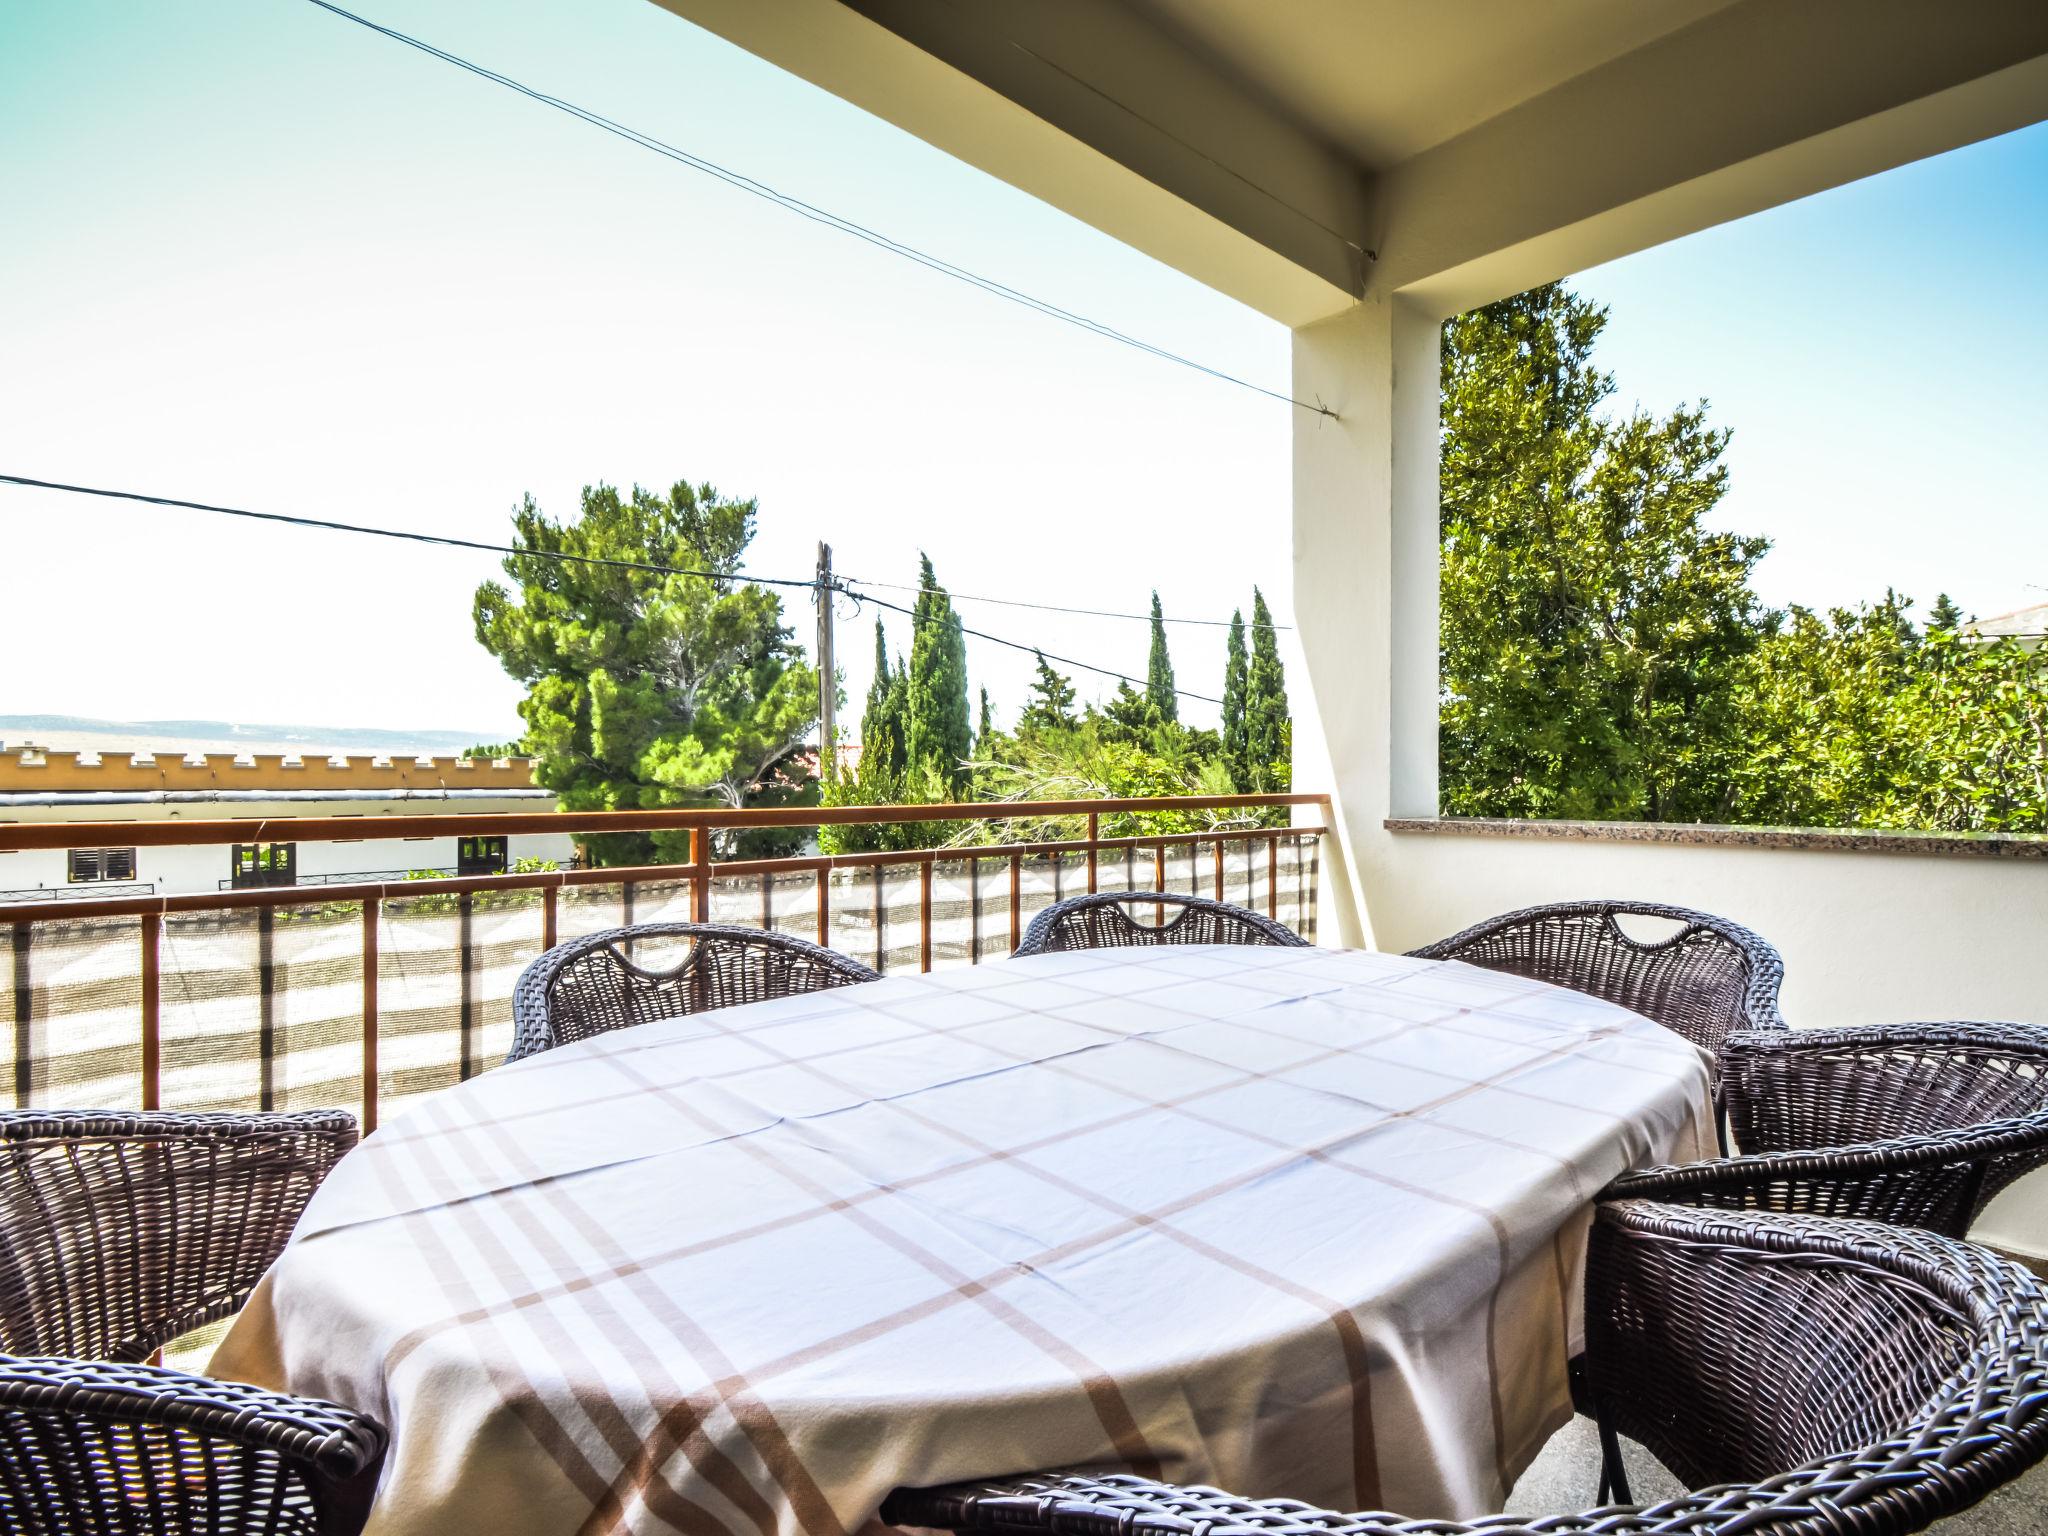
[0,750,540,795]
[0,789,555,810]
[1966,602,2048,640]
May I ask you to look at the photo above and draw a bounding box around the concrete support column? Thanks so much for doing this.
[1291,294,1440,949]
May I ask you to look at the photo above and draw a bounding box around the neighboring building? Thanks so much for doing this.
[0,748,574,900]
[1964,601,2048,649]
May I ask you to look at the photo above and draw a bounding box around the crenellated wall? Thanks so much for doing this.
[0,750,539,793]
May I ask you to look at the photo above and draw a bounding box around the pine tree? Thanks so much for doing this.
[472,479,817,867]
[1221,608,1249,788]
[1145,591,1178,723]
[905,554,973,791]
[1244,587,1290,789]
[1927,592,1965,633]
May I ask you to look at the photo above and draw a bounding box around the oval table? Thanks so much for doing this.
[211,944,1715,1536]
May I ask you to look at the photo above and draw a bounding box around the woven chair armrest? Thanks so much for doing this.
[0,1354,386,1485]
[0,1109,359,1148]
[885,1473,1435,1536]
[1601,1114,2048,1204]
[1720,1022,2048,1063]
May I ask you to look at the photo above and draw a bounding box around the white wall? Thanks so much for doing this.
[0,806,576,898]
[1364,828,2048,1257]
[1287,221,2048,1261]
[1372,831,2047,1029]
[1290,294,1442,951]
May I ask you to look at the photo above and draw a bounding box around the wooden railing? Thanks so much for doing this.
[1,795,1329,1128]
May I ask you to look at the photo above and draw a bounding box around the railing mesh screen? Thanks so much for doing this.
[161,903,365,1113]
[7,915,141,1109]
[378,891,547,1108]
[5,834,1318,1115]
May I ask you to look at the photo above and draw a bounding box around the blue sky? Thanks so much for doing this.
[1572,117,2048,624]
[3,0,2043,740]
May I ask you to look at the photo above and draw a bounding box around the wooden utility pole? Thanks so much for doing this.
[815,542,836,780]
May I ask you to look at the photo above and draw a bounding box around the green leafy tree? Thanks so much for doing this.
[1440,284,1765,821]
[1145,592,1179,723]
[472,480,817,866]
[1731,605,2048,833]
[1726,595,1919,828]
[1244,587,1291,790]
[905,555,973,791]
[1891,632,2048,830]
[1221,609,1249,788]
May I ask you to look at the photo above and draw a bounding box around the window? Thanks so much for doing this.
[457,835,508,876]
[230,842,297,890]
[68,847,137,883]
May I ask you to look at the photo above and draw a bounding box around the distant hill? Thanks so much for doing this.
[0,714,513,758]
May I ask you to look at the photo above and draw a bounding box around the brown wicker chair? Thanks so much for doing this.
[1406,901,1786,1057]
[883,1201,2048,1536]
[0,1109,386,1534]
[508,922,881,1063]
[1605,1022,2048,1238]
[1013,893,1309,957]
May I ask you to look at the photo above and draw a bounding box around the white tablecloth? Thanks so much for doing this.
[212,945,1714,1536]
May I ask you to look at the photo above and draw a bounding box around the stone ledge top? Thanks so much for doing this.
[1384,816,2048,860]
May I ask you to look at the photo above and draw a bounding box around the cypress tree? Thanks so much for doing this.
[1221,608,1249,787]
[1245,587,1291,788]
[885,662,910,777]
[859,621,908,778]
[976,686,994,751]
[905,554,973,790]
[1145,591,1178,723]
[864,619,890,729]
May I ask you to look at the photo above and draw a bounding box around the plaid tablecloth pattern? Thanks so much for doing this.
[211,945,1714,1536]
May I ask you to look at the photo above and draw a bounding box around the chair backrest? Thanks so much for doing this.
[1013,893,1309,958]
[1408,900,1785,1055]
[1728,1021,2048,1154]
[1582,1200,2031,1496]
[0,1356,387,1536]
[0,1110,356,1361]
[509,922,880,1063]
[883,1201,2048,1536]
[1703,1022,2048,1233]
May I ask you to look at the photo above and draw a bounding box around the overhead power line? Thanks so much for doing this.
[840,574,1291,632]
[297,0,1337,421]
[849,589,1222,706]
[0,473,815,589]
[0,472,1236,705]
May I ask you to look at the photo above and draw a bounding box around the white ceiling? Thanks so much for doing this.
[1126,0,1744,167]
